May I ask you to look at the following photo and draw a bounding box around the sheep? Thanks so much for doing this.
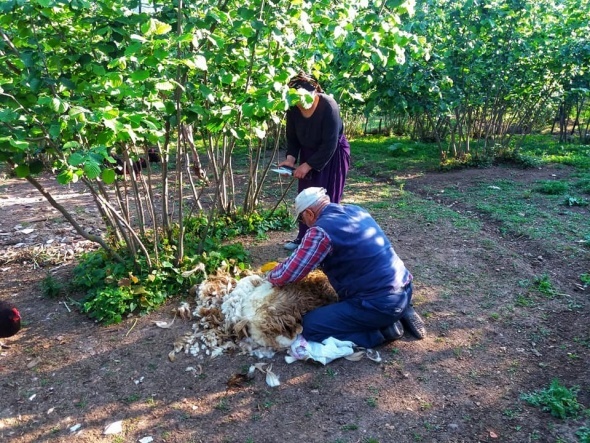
[222,270,337,350]
[176,268,338,359]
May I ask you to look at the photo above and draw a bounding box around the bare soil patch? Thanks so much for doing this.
[1,165,588,443]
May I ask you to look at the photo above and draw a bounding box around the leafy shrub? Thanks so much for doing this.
[564,195,588,206]
[72,209,291,324]
[575,179,590,195]
[534,180,569,195]
[82,286,137,324]
[521,379,584,419]
[493,147,542,168]
[41,273,65,298]
[577,426,590,443]
[387,143,414,156]
[533,274,556,297]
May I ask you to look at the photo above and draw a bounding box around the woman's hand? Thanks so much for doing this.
[293,162,312,180]
[278,155,296,169]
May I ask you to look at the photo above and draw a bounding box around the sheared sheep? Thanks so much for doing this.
[221,270,338,350]
[176,268,337,359]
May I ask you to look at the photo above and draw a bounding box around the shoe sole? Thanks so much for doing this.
[401,309,427,339]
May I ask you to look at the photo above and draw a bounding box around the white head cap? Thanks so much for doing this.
[295,187,327,216]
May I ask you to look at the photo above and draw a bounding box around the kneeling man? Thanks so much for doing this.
[267,187,426,348]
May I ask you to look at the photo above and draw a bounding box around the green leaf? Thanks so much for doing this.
[230,127,247,139]
[48,124,61,138]
[14,164,30,178]
[155,81,175,91]
[9,138,29,150]
[130,70,150,82]
[194,55,207,71]
[91,64,106,76]
[63,141,81,150]
[237,7,256,20]
[68,152,85,166]
[241,103,255,118]
[0,109,19,123]
[125,41,143,54]
[57,169,74,185]
[154,22,172,35]
[51,97,68,113]
[101,168,116,184]
[238,23,255,38]
[141,118,160,130]
[69,106,88,122]
[84,161,101,179]
[254,127,266,139]
[179,59,195,69]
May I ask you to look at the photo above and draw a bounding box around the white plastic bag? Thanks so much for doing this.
[285,335,356,365]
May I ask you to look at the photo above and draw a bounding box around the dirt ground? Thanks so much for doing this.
[0,165,588,443]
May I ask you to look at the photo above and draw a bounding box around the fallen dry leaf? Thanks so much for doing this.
[104,420,123,435]
[153,318,175,329]
[27,357,42,369]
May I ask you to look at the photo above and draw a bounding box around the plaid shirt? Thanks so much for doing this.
[267,227,332,286]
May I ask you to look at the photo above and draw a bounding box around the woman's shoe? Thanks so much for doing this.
[283,240,300,251]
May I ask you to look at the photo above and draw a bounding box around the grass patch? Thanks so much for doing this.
[564,195,589,206]
[533,274,557,298]
[519,136,590,170]
[521,379,585,419]
[432,178,589,246]
[534,180,569,195]
[577,426,590,443]
[349,136,590,246]
[350,135,441,176]
[41,273,65,298]
[341,423,359,431]
[386,192,481,232]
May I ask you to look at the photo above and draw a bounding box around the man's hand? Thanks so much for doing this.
[260,261,279,273]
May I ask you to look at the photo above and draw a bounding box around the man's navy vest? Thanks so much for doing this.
[314,204,412,301]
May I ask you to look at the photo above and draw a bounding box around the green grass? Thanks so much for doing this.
[577,426,590,443]
[350,134,590,173]
[341,423,359,431]
[533,180,569,195]
[533,274,558,298]
[328,136,590,256]
[350,135,441,175]
[358,189,481,233]
[519,136,590,169]
[40,273,65,298]
[428,178,589,247]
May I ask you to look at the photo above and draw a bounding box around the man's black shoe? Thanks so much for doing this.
[400,305,427,339]
[381,320,404,342]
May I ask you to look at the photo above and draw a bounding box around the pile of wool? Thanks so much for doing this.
[171,268,337,360]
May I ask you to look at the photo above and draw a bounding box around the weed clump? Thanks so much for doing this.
[533,180,569,195]
[521,379,584,419]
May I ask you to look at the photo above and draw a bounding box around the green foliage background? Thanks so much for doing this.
[2,0,589,322]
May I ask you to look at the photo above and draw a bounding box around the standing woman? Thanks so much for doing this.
[279,72,351,250]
